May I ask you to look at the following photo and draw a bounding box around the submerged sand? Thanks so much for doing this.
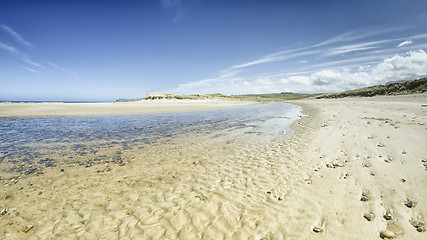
[0,94,426,239]
[0,99,256,116]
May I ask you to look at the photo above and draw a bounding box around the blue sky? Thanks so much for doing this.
[1,0,427,101]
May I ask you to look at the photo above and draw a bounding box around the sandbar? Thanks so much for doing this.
[0,99,257,117]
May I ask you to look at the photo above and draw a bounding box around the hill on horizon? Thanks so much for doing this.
[316,78,427,99]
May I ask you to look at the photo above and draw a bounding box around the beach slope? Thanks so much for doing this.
[287,93,427,239]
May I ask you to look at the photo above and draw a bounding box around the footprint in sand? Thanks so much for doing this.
[382,222,405,239]
[339,172,350,180]
[405,199,417,208]
[383,210,393,220]
[364,212,375,221]
[360,190,370,202]
[379,230,395,239]
[410,219,425,232]
[312,217,326,234]
[422,159,427,171]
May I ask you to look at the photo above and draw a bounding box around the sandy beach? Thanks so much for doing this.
[0,99,257,117]
[0,94,426,239]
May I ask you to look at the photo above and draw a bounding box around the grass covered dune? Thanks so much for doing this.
[316,78,427,99]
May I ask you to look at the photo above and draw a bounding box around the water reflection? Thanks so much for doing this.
[0,102,301,175]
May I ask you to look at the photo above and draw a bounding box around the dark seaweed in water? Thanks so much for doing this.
[38,158,57,168]
[0,102,301,175]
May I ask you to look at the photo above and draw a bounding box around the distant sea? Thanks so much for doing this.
[0,100,110,103]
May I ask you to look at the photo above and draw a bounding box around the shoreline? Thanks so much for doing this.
[0,99,258,117]
[0,94,426,239]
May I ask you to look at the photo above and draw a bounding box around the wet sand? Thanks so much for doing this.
[0,94,426,239]
[0,99,257,116]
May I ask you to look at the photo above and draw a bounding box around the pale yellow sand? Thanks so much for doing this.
[0,99,256,116]
[0,94,426,239]
[289,93,427,239]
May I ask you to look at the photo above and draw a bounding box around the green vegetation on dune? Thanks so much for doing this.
[115,98,142,102]
[142,93,229,100]
[230,93,319,101]
[139,92,317,102]
[118,78,427,103]
[316,78,427,99]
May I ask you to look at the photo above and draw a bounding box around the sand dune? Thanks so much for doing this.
[0,94,426,239]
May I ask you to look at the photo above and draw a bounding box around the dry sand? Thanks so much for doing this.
[0,94,426,239]
[0,99,257,116]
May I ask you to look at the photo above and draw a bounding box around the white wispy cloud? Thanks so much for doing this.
[170,21,427,95]
[173,50,427,94]
[326,41,386,56]
[397,40,412,47]
[1,25,33,47]
[0,27,77,77]
[227,33,395,71]
[0,41,16,52]
[46,61,79,79]
[223,24,422,72]
[229,38,393,71]
[231,55,284,69]
[22,66,41,74]
[410,33,427,40]
[46,61,67,72]
[231,48,323,70]
[0,41,42,68]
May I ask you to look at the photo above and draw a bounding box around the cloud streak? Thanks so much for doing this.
[1,25,33,47]
[231,48,324,70]
[0,41,42,68]
[0,26,76,78]
[46,61,79,79]
[219,26,427,74]
[397,40,412,47]
[22,66,41,74]
[325,41,386,56]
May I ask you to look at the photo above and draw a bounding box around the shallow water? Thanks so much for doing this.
[0,102,301,175]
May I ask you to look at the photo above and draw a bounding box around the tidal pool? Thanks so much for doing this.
[0,102,301,175]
